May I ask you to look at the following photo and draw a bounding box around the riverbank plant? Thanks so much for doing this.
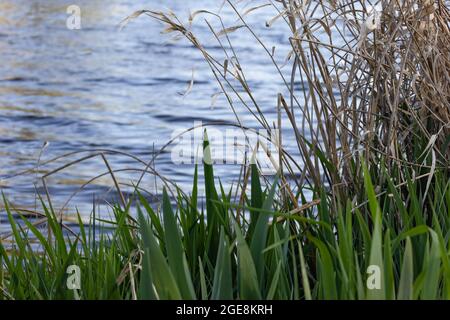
[1,138,450,299]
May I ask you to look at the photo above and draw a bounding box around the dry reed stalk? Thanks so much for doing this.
[88,1,450,211]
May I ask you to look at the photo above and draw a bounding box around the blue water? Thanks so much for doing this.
[0,0,301,226]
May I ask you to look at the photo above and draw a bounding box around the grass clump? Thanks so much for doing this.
[1,139,450,300]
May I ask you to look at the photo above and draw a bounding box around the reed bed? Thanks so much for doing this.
[1,0,450,300]
[1,140,449,299]
[123,0,450,201]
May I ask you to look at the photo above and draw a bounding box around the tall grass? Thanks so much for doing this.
[122,0,450,201]
[1,139,449,299]
[1,0,450,300]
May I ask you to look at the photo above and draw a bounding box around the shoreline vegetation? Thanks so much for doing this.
[1,0,450,300]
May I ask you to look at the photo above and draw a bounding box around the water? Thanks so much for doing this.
[0,0,301,225]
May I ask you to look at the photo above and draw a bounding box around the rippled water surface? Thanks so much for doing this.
[0,0,303,223]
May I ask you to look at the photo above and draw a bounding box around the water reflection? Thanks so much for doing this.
[0,0,296,220]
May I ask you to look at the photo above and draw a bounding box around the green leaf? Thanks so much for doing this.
[203,130,222,261]
[198,257,208,300]
[383,230,395,300]
[138,209,182,300]
[266,261,282,299]
[250,176,278,284]
[297,239,312,300]
[398,237,414,300]
[309,236,337,299]
[235,224,261,300]
[162,188,196,299]
[211,229,233,300]
[249,163,263,232]
[421,230,441,299]
[140,248,156,300]
[362,163,385,300]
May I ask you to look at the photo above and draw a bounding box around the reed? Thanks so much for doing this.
[121,0,450,204]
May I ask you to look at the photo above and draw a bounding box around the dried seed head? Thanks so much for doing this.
[365,7,381,31]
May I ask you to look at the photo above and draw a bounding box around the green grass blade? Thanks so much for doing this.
[162,188,196,299]
[397,237,414,300]
[235,224,261,300]
[138,209,182,300]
